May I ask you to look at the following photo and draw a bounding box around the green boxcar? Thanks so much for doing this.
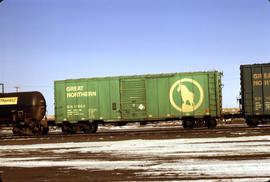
[54,71,222,133]
[240,63,270,127]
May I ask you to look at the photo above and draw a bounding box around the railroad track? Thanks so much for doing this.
[1,127,181,140]
[1,124,270,141]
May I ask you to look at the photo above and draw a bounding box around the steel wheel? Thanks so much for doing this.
[182,119,195,129]
[206,118,217,129]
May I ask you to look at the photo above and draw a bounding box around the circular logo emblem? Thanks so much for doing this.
[169,78,204,113]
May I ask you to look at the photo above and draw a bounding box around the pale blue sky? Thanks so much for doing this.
[0,0,270,114]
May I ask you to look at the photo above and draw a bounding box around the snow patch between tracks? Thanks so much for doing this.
[1,135,270,181]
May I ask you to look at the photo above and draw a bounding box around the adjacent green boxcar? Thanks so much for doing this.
[55,71,222,133]
[240,63,270,127]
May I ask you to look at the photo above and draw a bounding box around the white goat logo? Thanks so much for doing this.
[177,83,194,106]
[169,79,204,113]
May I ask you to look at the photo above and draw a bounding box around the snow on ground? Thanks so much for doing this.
[1,135,270,181]
[0,158,151,170]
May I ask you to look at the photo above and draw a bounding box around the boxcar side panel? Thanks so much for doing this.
[87,80,99,120]
[145,78,159,119]
[54,81,67,122]
[156,77,171,118]
[108,79,122,120]
[98,80,111,120]
[55,79,121,123]
[97,79,121,120]
[253,66,264,115]
[263,66,270,115]
[76,81,88,120]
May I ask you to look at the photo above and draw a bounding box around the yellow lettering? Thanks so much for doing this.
[264,73,270,79]
[66,86,84,92]
[264,80,270,86]
[66,91,97,98]
[253,80,262,86]
[253,74,262,79]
